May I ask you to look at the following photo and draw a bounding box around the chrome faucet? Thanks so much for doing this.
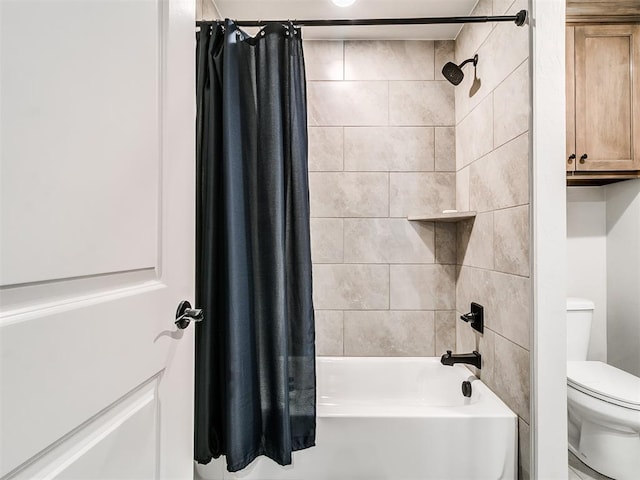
[440,350,481,369]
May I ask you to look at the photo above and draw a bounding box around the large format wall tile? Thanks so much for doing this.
[456,166,470,211]
[310,218,343,264]
[457,212,494,270]
[305,40,458,362]
[308,81,388,126]
[435,127,456,172]
[309,172,388,217]
[456,95,494,170]
[308,127,343,171]
[454,6,531,467]
[344,218,435,264]
[200,0,217,20]
[435,310,456,354]
[303,40,344,81]
[456,318,496,387]
[435,223,457,264]
[494,204,530,277]
[469,133,529,212]
[344,127,435,172]
[455,0,530,122]
[456,0,529,121]
[389,172,456,217]
[313,264,389,310]
[454,0,493,67]
[434,41,455,82]
[477,0,529,97]
[390,264,455,310]
[345,41,435,81]
[456,266,530,349]
[389,81,455,126]
[494,0,516,15]
[315,310,344,356]
[344,310,435,356]
[493,334,531,423]
[493,61,529,148]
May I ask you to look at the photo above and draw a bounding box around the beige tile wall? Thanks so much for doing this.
[196,0,218,20]
[453,0,531,478]
[305,40,457,359]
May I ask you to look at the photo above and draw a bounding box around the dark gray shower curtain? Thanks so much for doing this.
[194,20,316,472]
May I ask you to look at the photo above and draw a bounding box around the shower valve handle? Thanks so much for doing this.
[579,153,588,164]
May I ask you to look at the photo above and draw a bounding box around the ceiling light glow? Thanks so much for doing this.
[332,0,357,7]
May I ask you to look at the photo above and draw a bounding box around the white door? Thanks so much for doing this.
[0,0,196,478]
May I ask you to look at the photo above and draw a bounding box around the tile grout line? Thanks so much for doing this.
[455,57,529,127]
[341,309,345,356]
[458,261,531,279]
[456,129,529,172]
[340,40,345,356]
[491,209,496,271]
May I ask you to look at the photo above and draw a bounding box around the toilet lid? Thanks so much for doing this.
[567,361,640,410]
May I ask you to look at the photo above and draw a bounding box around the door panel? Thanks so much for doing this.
[575,25,640,171]
[0,0,160,286]
[0,0,195,478]
[11,378,159,480]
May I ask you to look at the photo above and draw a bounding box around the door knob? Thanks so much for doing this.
[579,153,588,164]
[568,153,576,164]
[175,300,204,329]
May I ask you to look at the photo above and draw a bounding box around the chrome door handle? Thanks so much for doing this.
[175,300,204,329]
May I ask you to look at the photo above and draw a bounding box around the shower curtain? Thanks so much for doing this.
[194,20,316,472]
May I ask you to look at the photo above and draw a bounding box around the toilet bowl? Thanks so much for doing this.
[566,298,640,480]
[567,361,640,479]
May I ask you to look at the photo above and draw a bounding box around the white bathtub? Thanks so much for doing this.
[196,357,517,480]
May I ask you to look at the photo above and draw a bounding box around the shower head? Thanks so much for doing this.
[442,54,478,86]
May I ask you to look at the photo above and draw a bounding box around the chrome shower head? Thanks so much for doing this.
[442,54,478,86]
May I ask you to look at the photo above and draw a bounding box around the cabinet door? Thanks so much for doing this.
[575,25,640,171]
[567,26,576,172]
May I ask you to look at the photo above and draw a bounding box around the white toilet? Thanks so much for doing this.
[566,297,640,480]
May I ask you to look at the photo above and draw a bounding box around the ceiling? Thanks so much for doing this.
[211,0,480,40]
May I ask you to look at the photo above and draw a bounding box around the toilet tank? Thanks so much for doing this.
[566,297,594,361]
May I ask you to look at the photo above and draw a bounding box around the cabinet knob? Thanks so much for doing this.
[568,153,576,164]
[579,153,588,164]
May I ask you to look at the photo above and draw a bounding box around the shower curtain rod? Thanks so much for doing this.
[196,9,528,28]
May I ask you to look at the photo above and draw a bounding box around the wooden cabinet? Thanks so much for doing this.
[566,24,640,183]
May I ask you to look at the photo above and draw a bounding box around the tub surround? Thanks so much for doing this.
[454,0,531,478]
[306,39,458,359]
[306,11,531,477]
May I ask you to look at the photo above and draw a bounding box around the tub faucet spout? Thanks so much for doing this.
[440,350,481,369]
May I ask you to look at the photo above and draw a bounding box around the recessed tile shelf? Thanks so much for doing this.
[407,211,477,223]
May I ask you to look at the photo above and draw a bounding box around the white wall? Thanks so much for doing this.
[605,179,640,376]
[566,181,640,374]
[566,187,607,361]
[531,0,568,477]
